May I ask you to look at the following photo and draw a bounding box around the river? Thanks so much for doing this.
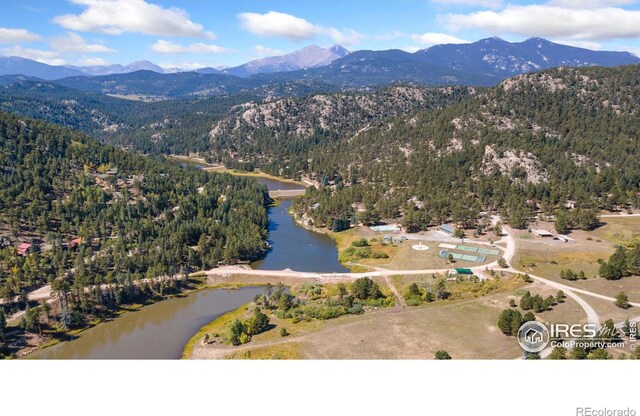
[178,163,347,272]
[28,287,263,359]
[27,168,345,359]
[252,199,349,272]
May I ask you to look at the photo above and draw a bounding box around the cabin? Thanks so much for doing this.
[557,234,576,243]
[440,224,455,235]
[532,229,554,238]
[17,242,32,256]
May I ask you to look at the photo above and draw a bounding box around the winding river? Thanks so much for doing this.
[252,199,349,272]
[28,170,345,359]
[28,287,263,359]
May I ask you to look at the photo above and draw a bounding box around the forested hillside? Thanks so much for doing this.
[55,70,336,99]
[0,111,269,305]
[3,65,640,235]
[280,65,640,230]
[208,85,472,176]
[0,80,258,155]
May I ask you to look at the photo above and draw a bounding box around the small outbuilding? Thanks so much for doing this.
[557,234,576,243]
[532,229,554,238]
[440,224,455,235]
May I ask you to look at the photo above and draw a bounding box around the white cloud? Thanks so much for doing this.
[151,39,230,54]
[324,28,366,45]
[432,0,504,8]
[238,11,365,45]
[54,0,215,39]
[0,28,41,43]
[254,45,285,57]
[239,11,316,40]
[50,32,115,53]
[551,39,603,50]
[1,45,66,65]
[76,57,110,66]
[547,0,635,7]
[446,4,640,40]
[411,32,469,46]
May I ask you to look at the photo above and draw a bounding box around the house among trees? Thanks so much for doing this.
[68,237,81,249]
[17,242,32,256]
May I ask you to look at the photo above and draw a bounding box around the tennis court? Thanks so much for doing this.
[438,250,486,263]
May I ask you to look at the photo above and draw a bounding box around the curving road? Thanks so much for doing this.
[11,215,633,337]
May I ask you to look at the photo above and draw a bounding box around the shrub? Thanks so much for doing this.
[347,304,364,314]
[435,350,452,360]
[351,238,370,247]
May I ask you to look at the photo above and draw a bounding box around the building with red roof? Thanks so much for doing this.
[17,243,32,256]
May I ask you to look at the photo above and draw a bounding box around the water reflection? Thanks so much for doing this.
[28,287,263,359]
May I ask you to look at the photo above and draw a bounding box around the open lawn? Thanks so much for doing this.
[560,276,640,303]
[192,294,525,359]
[512,217,640,306]
[515,281,589,326]
[514,217,640,279]
[591,217,640,245]
[512,231,612,281]
[328,226,501,271]
[224,343,303,359]
[294,294,523,359]
[586,297,637,325]
[190,272,540,359]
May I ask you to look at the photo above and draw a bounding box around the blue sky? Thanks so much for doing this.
[2,0,640,69]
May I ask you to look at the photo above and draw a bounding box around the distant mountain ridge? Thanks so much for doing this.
[65,60,165,76]
[1,38,638,90]
[0,56,84,80]
[417,37,640,77]
[224,44,350,77]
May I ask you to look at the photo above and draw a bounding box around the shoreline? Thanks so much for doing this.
[288,207,364,272]
[17,278,257,359]
[166,154,314,188]
[181,302,251,359]
[16,168,338,359]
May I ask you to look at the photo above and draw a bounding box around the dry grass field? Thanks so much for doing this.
[189,272,594,359]
[331,227,500,271]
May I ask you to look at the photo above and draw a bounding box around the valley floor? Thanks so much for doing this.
[187,215,640,360]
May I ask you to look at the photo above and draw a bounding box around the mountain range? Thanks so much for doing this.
[223,44,350,77]
[1,38,638,94]
[417,37,639,77]
[65,60,166,76]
